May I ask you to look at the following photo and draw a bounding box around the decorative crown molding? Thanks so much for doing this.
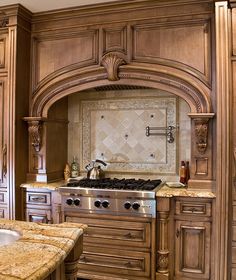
[101,52,126,81]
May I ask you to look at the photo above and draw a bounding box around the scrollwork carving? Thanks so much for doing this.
[101,52,126,81]
[194,119,209,154]
[28,121,42,152]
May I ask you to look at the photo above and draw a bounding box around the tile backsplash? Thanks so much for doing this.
[68,89,191,180]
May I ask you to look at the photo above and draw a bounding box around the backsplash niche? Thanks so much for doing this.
[68,88,191,180]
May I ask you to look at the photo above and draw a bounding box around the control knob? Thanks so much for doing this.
[132,202,140,210]
[102,200,110,208]
[94,200,102,208]
[66,198,74,206]
[74,198,80,206]
[124,202,132,209]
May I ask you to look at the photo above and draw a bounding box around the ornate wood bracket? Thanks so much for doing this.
[188,113,215,154]
[101,52,127,81]
[23,117,46,153]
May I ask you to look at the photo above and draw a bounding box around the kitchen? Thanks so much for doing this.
[0,0,235,279]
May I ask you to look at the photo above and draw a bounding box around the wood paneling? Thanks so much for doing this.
[33,30,99,85]
[103,26,127,54]
[0,36,6,70]
[132,22,211,82]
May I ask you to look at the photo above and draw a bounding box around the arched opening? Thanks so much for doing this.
[25,62,214,185]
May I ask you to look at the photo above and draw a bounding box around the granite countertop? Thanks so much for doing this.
[20,181,65,191]
[156,185,216,198]
[0,219,87,280]
[21,180,216,198]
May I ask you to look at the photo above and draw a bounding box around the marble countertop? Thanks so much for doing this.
[0,219,87,280]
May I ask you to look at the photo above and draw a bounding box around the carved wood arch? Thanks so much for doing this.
[29,61,213,118]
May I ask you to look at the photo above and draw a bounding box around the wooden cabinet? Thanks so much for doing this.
[174,198,212,280]
[24,188,61,224]
[24,189,52,224]
[0,7,31,219]
[65,213,155,280]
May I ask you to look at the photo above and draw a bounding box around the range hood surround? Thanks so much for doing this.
[23,0,215,190]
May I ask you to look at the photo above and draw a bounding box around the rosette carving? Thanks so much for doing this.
[28,121,42,152]
[101,52,126,81]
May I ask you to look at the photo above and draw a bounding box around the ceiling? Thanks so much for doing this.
[0,0,120,13]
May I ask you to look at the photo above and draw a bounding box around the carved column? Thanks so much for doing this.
[156,198,170,280]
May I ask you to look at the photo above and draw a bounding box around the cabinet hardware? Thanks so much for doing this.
[30,196,45,202]
[190,207,198,212]
[124,261,132,268]
[176,228,180,238]
[2,145,7,179]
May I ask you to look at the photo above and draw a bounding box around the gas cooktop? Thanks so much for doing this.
[66,178,162,191]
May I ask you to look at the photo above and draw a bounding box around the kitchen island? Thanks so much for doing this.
[0,219,87,280]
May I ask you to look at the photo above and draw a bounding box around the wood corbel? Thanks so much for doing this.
[101,52,127,81]
[188,113,215,154]
[23,117,46,153]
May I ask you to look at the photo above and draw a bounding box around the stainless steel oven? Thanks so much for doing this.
[59,178,163,280]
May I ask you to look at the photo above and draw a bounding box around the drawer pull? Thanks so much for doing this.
[80,256,87,263]
[31,196,45,202]
[176,228,180,238]
[190,207,198,212]
[124,261,132,268]
[124,232,136,239]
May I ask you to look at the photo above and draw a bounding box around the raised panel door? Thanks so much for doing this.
[175,220,211,279]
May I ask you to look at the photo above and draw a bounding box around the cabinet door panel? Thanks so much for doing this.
[175,221,210,279]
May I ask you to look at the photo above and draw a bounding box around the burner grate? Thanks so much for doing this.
[67,178,162,191]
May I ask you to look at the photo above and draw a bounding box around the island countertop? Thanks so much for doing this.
[0,219,87,280]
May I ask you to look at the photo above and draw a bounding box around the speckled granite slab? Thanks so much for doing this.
[156,185,216,198]
[0,219,87,280]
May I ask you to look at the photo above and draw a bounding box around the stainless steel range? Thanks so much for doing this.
[59,178,162,218]
[59,177,163,280]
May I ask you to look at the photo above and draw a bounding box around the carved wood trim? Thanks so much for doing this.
[23,117,47,153]
[28,121,42,152]
[29,63,213,118]
[188,113,214,154]
[101,52,127,81]
[157,199,170,275]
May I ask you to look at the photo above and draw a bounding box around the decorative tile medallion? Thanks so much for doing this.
[82,97,177,174]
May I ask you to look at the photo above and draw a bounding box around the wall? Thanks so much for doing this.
[67,88,191,181]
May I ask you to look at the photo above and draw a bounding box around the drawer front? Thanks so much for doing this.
[26,208,52,223]
[175,200,211,217]
[26,192,51,206]
[66,216,151,248]
[79,246,150,278]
